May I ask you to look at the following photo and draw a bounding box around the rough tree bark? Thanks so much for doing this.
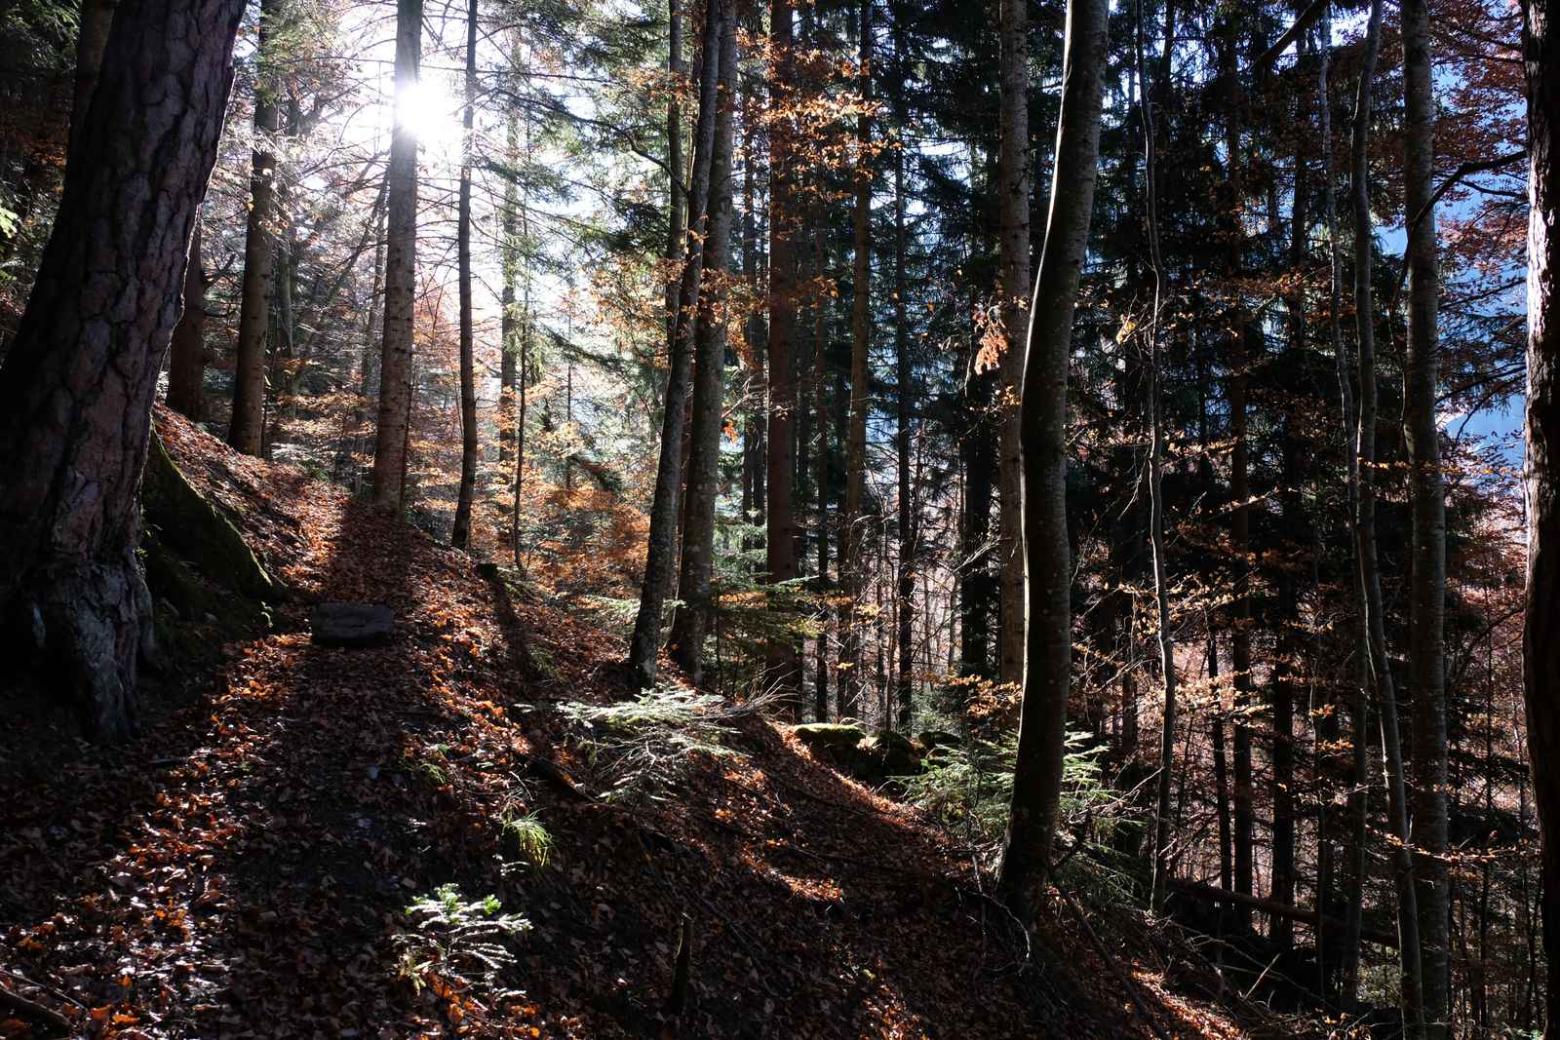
[371,0,423,510]
[1520,1,1558,1036]
[996,0,1108,923]
[228,0,284,455]
[627,0,727,690]
[1401,0,1450,1029]
[451,0,480,548]
[667,11,738,686]
[0,0,245,738]
[995,0,1030,689]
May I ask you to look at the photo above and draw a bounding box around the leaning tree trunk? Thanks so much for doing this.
[0,0,245,738]
[228,0,283,455]
[1402,0,1450,1030]
[166,223,208,422]
[996,0,1108,924]
[450,0,480,549]
[1520,1,1558,1036]
[1352,0,1426,1031]
[371,0,422,510]
[995,0,1030,689]
[667,11,738,687]
[840,0,874,719]
[627,0,727,690]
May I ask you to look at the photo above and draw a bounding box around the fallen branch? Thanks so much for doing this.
[1060,892,1173,1040]
[1167,877,1398,949]
[0,983,72,1036]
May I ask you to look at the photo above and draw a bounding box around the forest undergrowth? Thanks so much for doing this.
[0,409,1301,1039]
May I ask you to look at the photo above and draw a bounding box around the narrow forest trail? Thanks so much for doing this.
[1,412,1255,1040]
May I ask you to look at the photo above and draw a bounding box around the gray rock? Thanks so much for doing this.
[311,602,394,647]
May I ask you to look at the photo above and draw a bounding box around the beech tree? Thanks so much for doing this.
[997,0,1109,922]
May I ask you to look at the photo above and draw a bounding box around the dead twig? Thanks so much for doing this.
[1060,892,1173,1040]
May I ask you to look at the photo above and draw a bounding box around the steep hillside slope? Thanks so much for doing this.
[1,411,1264,1039]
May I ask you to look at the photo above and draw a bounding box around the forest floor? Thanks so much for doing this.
[1,410,1283,1039]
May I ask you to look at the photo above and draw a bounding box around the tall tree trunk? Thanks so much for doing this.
[841,0,874,720]
[628,0,727,690]
[371,0,422,509]
[996,0,1108,923]
[167,223,208,422]
[995,0,1030,688]
[0,0,244,738]
[667,12,738,686]
[1219,23,1256,923]
[499,99,520,465]
[765,0,803,708]
[1138,0,1177,912]
[1520,0,1558,1034]
[68,0,119,164]
[665,0,687,350]
[228,0,283,455]
[1317,4,1368,1003]
[451,0,480,549]
[1270,101,1310,951]
[1402,0,1449,1029]
[812,221,831,720]
[1351,0,1425,1030]
[893,13,914,732]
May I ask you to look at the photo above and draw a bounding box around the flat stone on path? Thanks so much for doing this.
[311,602,394,647]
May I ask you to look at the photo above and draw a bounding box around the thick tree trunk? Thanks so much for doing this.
[1520,1,1558,1035]
[1351,1,1425,1031]
[451,0,480,549]
[228,0,283,456]
[628,0,727,690]
[996,0,1107,923]
[765,0,803,709]
[1401,0,1449,1030]
[371,0,422,510]
[995,0,1030,689]
[166,224,208,423]
[840,0,874,719]
[0,0,244,738]
[667,12,738,686]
